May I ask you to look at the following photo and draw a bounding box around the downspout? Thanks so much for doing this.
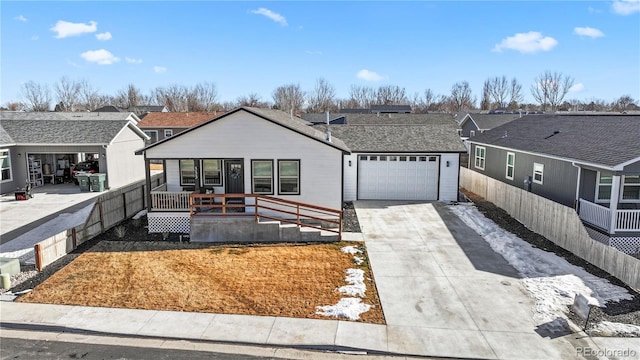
[571,162,581,210]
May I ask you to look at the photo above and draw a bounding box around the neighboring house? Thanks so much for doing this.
[339,105,412,114]
[300,113,346,125]
[467,114,640,240]
[0,111,149,194]
[137,112,220,143]
[458,113,520,138]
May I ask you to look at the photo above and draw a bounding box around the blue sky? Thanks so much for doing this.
[2,1,639,106]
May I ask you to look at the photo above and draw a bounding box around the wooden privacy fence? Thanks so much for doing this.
[34,174,165,271]
[460,167,640,291]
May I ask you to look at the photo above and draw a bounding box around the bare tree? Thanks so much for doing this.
[3,102,26,111]
[449,81,475,112]
[20,81,52,111]
[306,78,337,113]
[375,85,408,105]
[154,84,188,111]
[78,80,106,111]
[488,76,509,109]
[508,78,523,109]
[348,85,375,108]
[481,80,491,110]
[187,82,219,112]
[236,93,270,108]
[272,84,305,114]
[53,76,81,111]
[613,95,637,111]
[115,84,149,109]
[530,71,574,111]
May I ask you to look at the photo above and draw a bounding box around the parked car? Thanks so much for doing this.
[72,160,99,185]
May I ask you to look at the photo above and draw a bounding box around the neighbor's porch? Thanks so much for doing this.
[578,198,640,234]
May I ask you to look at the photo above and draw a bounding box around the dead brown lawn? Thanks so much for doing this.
[18,241,385,324]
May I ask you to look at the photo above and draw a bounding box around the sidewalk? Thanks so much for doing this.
[1,201,638,359]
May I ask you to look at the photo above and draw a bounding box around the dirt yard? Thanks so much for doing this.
[17,239,385,324]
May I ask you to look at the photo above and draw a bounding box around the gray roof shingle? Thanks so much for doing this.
[0,112,141,144]
[316,124,466,153]
[469,114,640,167]
[345,113,456,125]
[463,113,521,130]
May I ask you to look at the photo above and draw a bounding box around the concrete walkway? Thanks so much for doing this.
[1,201,635,359]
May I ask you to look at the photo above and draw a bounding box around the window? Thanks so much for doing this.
[252,160,273,194]
[0,149,12,182]
[596,172,612,201]
[278,160,300,195]
[622,175,640,201]
[202,159,222,186]
[179,160,196,185]
[474,146,486,170]
[470,130,475,137]
[533,163,544,184]
[506,152,515,180]
[164,129,173,138]
[144,130,158,143]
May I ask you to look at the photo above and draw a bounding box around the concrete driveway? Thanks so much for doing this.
[355,200,599,359]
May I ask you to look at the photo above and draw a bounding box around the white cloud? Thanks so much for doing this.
[574,27,604,38]
[31,36,39,41]
[51,20,97,39]
[15,15,28,22]
[612,0,640,15]
[153,66,167,73]
[569,83,585,92]
[587,6,602,13]
[80,49,119,65]
[96,32,112,41]
[126,57,143,64]
[356,69,383,82]
[251,8,288,26]
[492,31,558,53]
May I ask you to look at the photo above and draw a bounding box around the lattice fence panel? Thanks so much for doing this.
[610,237,640,255]
[148,213,190,234]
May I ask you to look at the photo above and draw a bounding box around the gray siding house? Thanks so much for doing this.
[0,111,149,194]
[467,114,640,243]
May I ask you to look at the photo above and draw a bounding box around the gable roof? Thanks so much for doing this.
[370,104,412,113]
[0,126,15,146]
[137,112,220,128]
[316,123,466,153]
[137,107,350,154]
[300,113,347,124]
[468,114,640,168]
[0,111,147,145]
[460,113,520,130]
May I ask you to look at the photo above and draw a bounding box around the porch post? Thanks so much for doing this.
[609,174,621,234]
[145,157,152,212]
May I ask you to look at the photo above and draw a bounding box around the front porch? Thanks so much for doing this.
[578,198,640,234]
[147,189,343,242]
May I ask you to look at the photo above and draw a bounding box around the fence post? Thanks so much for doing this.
[122,192,128,219]
[98,198,105,233]
[34,244,43,272]
[72,228,77,248]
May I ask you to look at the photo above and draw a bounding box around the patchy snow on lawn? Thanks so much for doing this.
[341,245,362,255]
[588,321,640,337]
[316,298,372,321]
[449,204,633,325]
[132,209,147,220]
[339,268,367,297]
[0,203,95,263]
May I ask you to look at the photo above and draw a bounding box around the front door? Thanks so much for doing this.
[225,160,244,195]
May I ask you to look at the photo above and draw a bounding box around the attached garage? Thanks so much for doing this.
[358,154,439,200]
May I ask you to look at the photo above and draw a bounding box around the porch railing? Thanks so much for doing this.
[579,198,640,232]
[617,210,640,232]
[189,193,342,239]
[578,198,611,231]
[151,191,191,211]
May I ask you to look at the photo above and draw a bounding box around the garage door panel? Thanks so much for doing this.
[358,154,438,200]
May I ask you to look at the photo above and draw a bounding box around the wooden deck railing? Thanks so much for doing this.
[189,193,342,239]
[150,191,191,211]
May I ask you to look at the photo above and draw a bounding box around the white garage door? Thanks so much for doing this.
[358,154,439,200]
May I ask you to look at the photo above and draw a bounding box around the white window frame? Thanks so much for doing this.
[505,152,515,180]
[278,160,300,195]
[201,159,222,186]
[164,129,173,138]
[621,175,640,202]
[251,160,273,195]
[469,130,475,137]
[0,149,12,183]
[179,159,196,186]
[595,171,612,202]
[474,146,486,170]
[533,163,544,185]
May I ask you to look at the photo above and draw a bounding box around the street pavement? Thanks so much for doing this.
[2,201,638,359]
